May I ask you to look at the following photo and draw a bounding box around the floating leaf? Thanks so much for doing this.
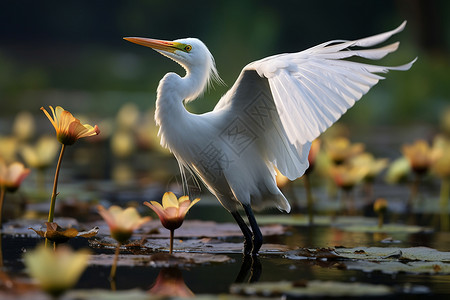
[335,223,432,234]
[90,237,292,255]
[142,220,287,238]
[88,252,231,268]
[231,280,393,297]
[256,214,333,226]
[335,247,450,262]
[29,222,98,244]
[285,246,450,275]
[284,248,340,260]
[344,260,450,274]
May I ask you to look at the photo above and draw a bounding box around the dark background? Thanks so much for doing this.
[0,0,449,128]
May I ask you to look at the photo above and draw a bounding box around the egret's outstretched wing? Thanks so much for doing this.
[214,21,416,179]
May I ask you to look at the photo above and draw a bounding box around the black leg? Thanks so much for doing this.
[234,255,252,283]
[231,211,253,256]
[243,204,263,255]
[249,255,262,283]
[234,254,262,283]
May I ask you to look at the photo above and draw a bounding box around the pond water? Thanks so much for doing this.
[2,202,450,298]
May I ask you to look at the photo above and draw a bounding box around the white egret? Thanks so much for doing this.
[124,21,416,255]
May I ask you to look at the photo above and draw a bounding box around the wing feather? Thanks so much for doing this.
[214,21,416,178]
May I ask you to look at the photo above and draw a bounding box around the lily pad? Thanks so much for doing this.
[255,214,333,226]
[230,280,393,297]
[335,246,450,262]
[1,217,80,236]
[344,260,450,274]
[255,214,379,227]
[144,238,292,254]
[64,289,155,300]
[88,252,231,268]
[141,220,287,238]
[335,223,432,234]
[64,290,269,300]
[284,246,450,275]
[90,237,292,255]
[28,222,99,244]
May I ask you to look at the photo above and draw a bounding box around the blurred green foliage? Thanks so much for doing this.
[0,0,449,129]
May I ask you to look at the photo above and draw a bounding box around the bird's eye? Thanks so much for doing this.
[184,45,192,52]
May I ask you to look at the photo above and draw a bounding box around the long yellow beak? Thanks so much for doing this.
[123,37,184,53]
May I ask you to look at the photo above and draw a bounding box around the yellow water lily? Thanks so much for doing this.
[330,164,369,191]
[97,205,151,244]
[350,153,389,182]
[402,139,439,175]
[97,205,151,280]
[21,136,59,170]
[325,137,364,165]
[41,106,100,145]
[24,245,90,298]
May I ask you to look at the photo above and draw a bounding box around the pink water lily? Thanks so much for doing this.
[144,192,200,231]
[144,192,199,254]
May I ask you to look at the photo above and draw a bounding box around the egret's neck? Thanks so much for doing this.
[154,69,207,149]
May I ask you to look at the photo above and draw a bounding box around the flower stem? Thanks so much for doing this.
[377,213,384,229]
[439,178,450,231]
[110,243,121,284]
[0,188,5,230]
[169,229,174,254]
[45,144,65,248]
[304,174,314,225]
[47,144,66,223]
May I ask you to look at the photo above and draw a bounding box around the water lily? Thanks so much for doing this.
[144,192,200,253]
[402,139,441,209]
[431,135,450,231]
[351,153,388,182]
[385,157,411,184]
[149,267,194,298]
[330,164,369,192]
[0,136,18,163]
[0,160,30,228]
[24,244,90,298]
[373,198,388,229]
[97,205,151,244]
[330,164,369,214]
[402,139,439,176]
[21,136,59,193]
[325,137,364,165]
[40,106,100,242]
[21,136,59,170]
[0,160,31,193]
[12,111,35,142]
[41,106,100,146]
[97,205,150,280]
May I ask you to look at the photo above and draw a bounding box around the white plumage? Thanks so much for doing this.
[124,21,416,255]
